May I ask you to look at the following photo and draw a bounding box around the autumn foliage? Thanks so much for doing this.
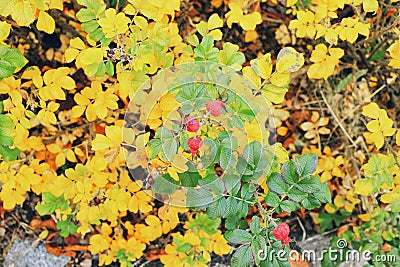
[0,0,399,266]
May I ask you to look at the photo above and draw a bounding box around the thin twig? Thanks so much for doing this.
[296,217,306,242]
[320,89,357,147]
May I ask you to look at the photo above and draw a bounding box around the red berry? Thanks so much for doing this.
[206,100,224,117]
[273,223,290,245]
[184,116,200,132]
[187,137,202,154]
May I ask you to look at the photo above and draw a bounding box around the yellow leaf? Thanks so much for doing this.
[37,11,55,34]
[396,130,400,146]
[66,149,77,162]
[362,102,380,119]
[358,213,371,222]
[195,21,208,36]
[240,12,262,31]
[363,0,378,13]
[243,66,261,87]
[354,179,373,196]
[324,203,337,213]
[245,30,258,42]
[11,2,35,26]
[0,21,11,41]
[56,153,66,167]
[207,13,223,30]
[250,54,272,80]
[276,47,304,73]
[333,195,346,208]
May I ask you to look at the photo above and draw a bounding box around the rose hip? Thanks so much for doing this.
[206,100,224,117]
[184,116,200,132]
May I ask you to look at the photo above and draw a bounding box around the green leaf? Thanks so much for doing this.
[0,145,19,161]
[279,200,297,212]
[206,196,226,219]
[281,160,299,184]
[243,141,262,168]
[336,69,367,91]
[287,188,307,202]
[179,171,201,187]
[199,174,225,195]
[179,132,190,151]
[294,153,318,177]
[200,137,218,166]
[0,60,15,80]
[231,245,253,267]
[85,62,99,77]
[76,9,96,22]
[153,174,179,194]
[220,146,235,170]
[105,60,114,76]
[81,20,99,33]
[313,182,331,203]
[186,188,213,209]
[57,220,78,237]
[301,195,321,210]
[89,27,105,42]
[264,192,280,207]
[161,138,178,162]
[147,139,162,159]
[3,48,27,68]
[267,173,289,194]
[237,200,249,218]
[296,175,321,193]
[224,173,241,195]
[223,196,238,218]
[250,216,260,234]
[95,62,106,77]
[225,229,253,244]
[35,203,56,216]
[390,201,400,212]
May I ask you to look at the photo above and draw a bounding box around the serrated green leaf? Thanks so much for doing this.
[224,173,241,195]
[301,195,321,210]
[199,174,225,195]
[287,188,307,202]
[267,173,289,194]
[250,216,260,234]
[161,138,178,162]
[153,174,179,194]
[3,48,27,68]
[206,196,226,219]
[279,200,297,212]
[265,191,280,207]
[0,60,15,80]
[296,175,321,193]
[281,160,299,184]
[179,171,200,187]
[186,187,213,209]
[220,146,235,170]
[76,9,96,22]
[313,182,331,203]
[231,245,253,267]
[147,139,162,159]
[294,153,318,177]
[225,229,253,244]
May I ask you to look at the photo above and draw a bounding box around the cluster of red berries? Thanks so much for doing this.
[184,100,224,155]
